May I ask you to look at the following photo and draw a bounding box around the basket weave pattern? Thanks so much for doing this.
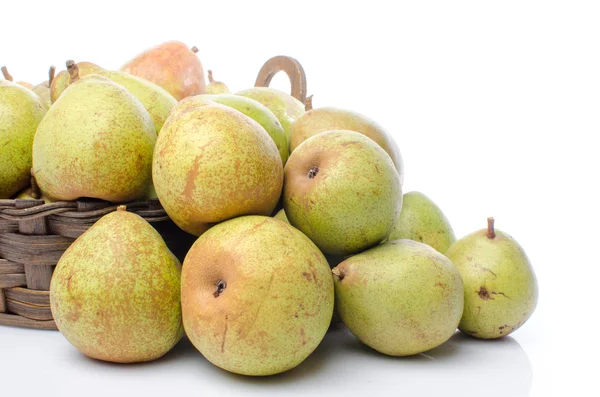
[0,198,190,330]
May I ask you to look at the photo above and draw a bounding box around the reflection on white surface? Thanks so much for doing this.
[0,325,531,397]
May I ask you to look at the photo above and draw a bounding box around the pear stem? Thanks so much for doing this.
[332,267,344,280]
[66,60,79,83]
[1,66,13,81]
[48,66,56,86]
[208,70,214,83]
[305,95,313,111]
[117,205,127,212]
[191,46,199,54]
[487,217,496,239]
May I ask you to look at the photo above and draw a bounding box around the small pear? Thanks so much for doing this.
[31,66,56,110]
[445,218,538,339]
[33,62,156,202]
[153,101,283,235]
[283,130,401,255]
[236,87,305,141]
[332,240,464,356]
[50,206,183,363]
[387,191,456,253]
[182,216,333,376]
[0,80,46,198]
[50,61,104,103]
[121,41,206,100]
[202,94,288,164]
[290,106,404,183]
[205,70,230,94]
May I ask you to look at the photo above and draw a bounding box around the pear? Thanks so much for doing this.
[50,61,104,103]
[283,130,401,255]
[290,107,404,183]
[236,87,305,141]
[445,218,538,339]
[121,41,206,100]
[205,70,230,94]
[1,66,33,88]
[202,94,288,164]
[0,80,46,198]
[153,101,283,236]
[31,66,56,110]
[32,62,156,202]
[181,216,333,376]
[387,191,456,253]
[332,239,464,356]
[273,208,289,223]
[50,206,183,363]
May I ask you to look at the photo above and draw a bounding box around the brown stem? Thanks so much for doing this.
[1,66,13,81]
[117,205,127,212]
[487,217,496,239]
[208,70,214,83]
[48,66,56,86]
[305,95,313,111]
[66,60,79,83]
[332,267,344,280]
[191,46,199,54]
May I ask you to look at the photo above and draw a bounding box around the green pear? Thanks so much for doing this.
[50,206,183,363]
[205,70,230,94]
[332,239,464,356]
[283,130,401,255]
[273,208,289,223]
[50,61,104,103]
[181,216,333,376]
[445,218,538,339]
[387,191,456,253]
[0,80,46,198]
[202,94,288,164]
[236,87,305,141]
[32,68,156,202]
[290,107,404,183]
[153,101,283,236]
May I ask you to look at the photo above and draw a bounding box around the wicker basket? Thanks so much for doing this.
[0,55,307,331]
[0,198,195,330]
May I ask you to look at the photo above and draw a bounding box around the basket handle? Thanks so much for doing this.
[254,56,307,104]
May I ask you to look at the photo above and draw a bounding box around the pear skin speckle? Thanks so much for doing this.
[50,210,183,363]
[333,239,464,356]
[445,221,538,339]
[181,216,334,376]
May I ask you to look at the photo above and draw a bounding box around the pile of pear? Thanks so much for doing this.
[1,41,537,377]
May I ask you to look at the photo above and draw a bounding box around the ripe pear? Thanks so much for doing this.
[50,206,183,363]
[32,66,156,202]
[445,218,538,339]
[205,70,230,94]
[283,130,401,255]
[202,94,289,164]
[50,61,104,103]
[181,216,334,376]
[236,87,305,141]
[0,80,46,198]
[153,101,283,236]
[121,41,206,100]
[332,239,464,356]
[290,107,404,183]
[31,66,56,110]
[387,191,456,253]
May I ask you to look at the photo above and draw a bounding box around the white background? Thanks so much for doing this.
[1,0,599,396]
